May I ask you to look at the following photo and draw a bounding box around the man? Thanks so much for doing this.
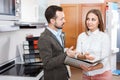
[38,5,75,80]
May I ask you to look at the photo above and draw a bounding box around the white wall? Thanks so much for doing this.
[48,0,60,6]
[60,0,104,4]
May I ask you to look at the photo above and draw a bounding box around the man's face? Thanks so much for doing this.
[53,11,66,29]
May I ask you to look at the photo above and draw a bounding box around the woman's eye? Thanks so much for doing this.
[92,18,96,21]
[86,18,89,20]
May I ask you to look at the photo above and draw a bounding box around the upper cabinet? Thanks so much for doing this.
[20,0,61,23]
[20,0,39,22]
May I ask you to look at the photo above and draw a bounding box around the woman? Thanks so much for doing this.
[75,9,112,80]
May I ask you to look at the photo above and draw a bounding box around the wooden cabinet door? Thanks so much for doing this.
[80,4,105,32]
[61,4,79,48]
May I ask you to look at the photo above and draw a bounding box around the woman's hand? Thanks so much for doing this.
[80,63,103,72]
[77,52,94,60]
[80,65,93,72]
[84,53,95,60]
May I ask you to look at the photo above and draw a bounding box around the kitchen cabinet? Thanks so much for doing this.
[61,3,106,48]
[20,0,40,22]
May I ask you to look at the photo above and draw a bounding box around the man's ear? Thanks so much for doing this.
[50,18,55,24]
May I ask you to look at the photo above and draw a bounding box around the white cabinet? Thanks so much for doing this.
[20,0,40,22]
[20,0,61,23]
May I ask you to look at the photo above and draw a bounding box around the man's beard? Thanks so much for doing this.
[54,22,64,29]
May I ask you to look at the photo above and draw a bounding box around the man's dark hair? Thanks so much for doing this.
[45,5,63,23]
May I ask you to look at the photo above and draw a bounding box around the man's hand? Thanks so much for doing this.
[66,46,76,58]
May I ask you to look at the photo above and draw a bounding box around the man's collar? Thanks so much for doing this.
[47,27,62,36]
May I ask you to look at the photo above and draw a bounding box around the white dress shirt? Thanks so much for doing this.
[76,29,111,76]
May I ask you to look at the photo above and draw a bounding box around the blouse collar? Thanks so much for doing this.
[88,29,99,35]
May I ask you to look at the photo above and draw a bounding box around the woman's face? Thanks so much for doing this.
[86,13,99,32]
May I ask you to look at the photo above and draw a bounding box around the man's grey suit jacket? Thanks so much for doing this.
[38,28,68,80]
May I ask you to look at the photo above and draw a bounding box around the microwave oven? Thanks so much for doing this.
[0,0,20,21]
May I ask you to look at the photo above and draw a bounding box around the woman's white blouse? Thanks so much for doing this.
[76,29,111,76]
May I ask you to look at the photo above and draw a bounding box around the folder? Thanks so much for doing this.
[64,56,103,69]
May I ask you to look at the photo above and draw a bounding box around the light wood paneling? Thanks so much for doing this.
[61,4,79,48]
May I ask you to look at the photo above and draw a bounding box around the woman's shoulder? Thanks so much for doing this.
[99,31,109,36]
[99,31,110,40]
[78,32,86,36]
[77,32,87,39]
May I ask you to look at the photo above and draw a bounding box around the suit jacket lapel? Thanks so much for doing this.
[45,28,64,49]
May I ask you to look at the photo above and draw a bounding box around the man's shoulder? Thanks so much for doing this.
[40,32,48,39]
[40,29,50,36]
[39,30,52,40]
